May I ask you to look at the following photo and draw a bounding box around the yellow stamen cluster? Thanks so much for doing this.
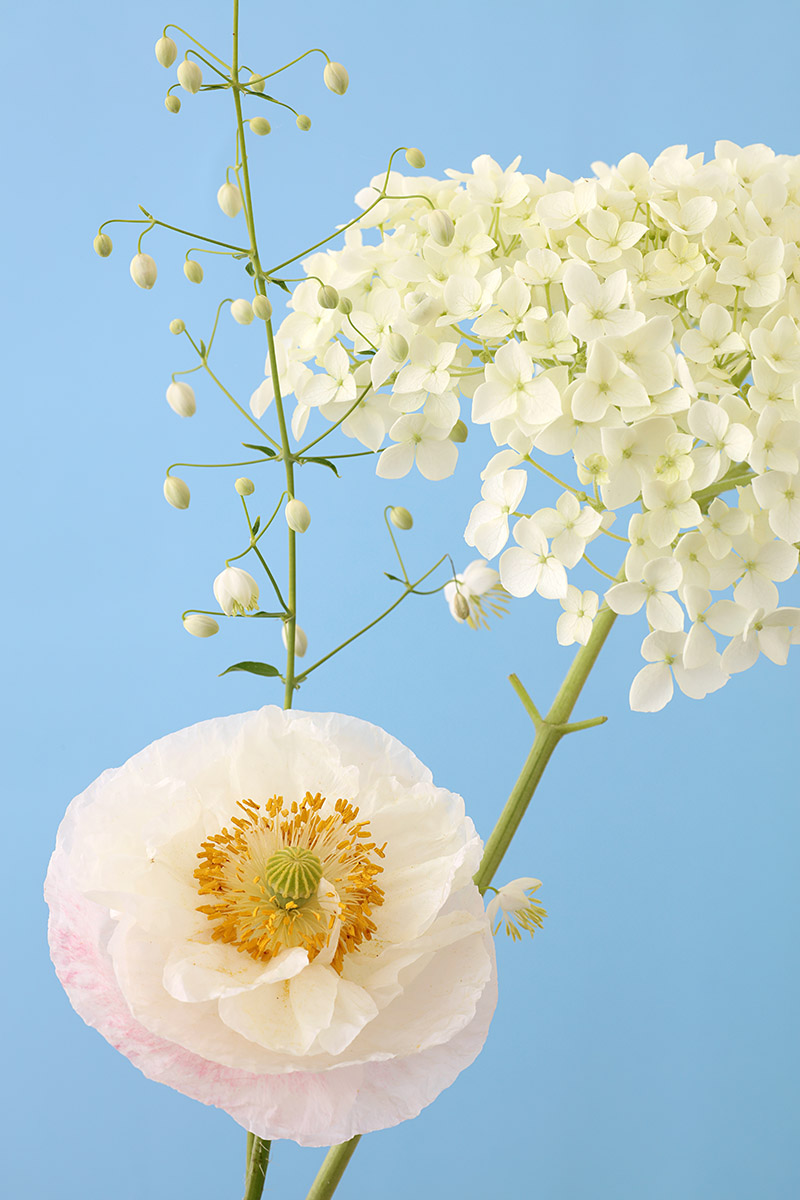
[194,791,385,972]
[467,583,510,630]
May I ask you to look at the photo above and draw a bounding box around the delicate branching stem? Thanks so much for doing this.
[524,454,591,502]
[297,385,370,455]
[304,1137,361,1200]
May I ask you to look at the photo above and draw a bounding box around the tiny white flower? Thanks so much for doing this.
[486,878,547,940]
[557,586,599,646]
[444,560,508,629]
[464,469,527,558]
[605,557,684,632]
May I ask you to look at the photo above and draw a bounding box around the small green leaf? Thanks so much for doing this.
[249,611,283,619]
[272,278,291,294]
[245,261,255,276]
[138,205,153,218]
[219,661,281,678]
[242,442,277,457]
[251,516,261,535]
[300,456,340,478]
[199,339,207,358]
[384,572,403,583]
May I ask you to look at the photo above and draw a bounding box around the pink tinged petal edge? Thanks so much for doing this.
[45,854,497,1148]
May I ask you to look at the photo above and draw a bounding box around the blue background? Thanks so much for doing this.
[3,1,799,1196]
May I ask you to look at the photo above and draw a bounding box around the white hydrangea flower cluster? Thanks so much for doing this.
[253,142,800,711]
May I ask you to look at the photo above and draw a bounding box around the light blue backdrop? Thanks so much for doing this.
[3,1,799,1197]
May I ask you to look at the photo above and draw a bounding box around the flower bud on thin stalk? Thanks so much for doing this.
[169,318,185,335]
[217,182,243,218]
[390,506,414,530]
[252,294,272,321]
[323,61,349,95]
[177,59,202,94]
[231,299,254,325]
[285,498,311,532]
[130,253,157,289]
[405,147,426,168]
[165,94,181,114]
[154,36,177,68]
[93,233,113,257]
[163,476,190,509]
[183,613,219,638]
[387,332,409,362]
[338,296,353,315]
[296,114,312,131]
[166,381,195,417]
[249,116,271,136]
[453,592,470,621]
[184,259,203,284]
[213,567,259,615]
[318,284,339,310]
[282,622,308,657]
[248,72,266,92]
[428,209,455,246]
[235,477,255,496]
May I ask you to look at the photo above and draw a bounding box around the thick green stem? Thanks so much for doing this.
[305,1138,361,1200]
[474,603,617,893]
[242,1134,271,1200]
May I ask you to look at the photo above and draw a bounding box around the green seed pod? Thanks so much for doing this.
[405,147,426,169]
[264,846,323,903]
[184,259,204,284]
[93,233,113,258]
[252,294,273,321]
[453,593,471,621]
[390,506,413,531]
[296,113,312,132]
[317,284,339,310]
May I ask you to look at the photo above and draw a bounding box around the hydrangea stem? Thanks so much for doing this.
[304,1137,361,1200]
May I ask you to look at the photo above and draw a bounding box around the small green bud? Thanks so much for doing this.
[296,113,312,131]
[165,94,181,114]
[450,419,468,443]
[405,147,425,168]
[317,284,339,310]
[93,233,113,258]
[230,298,254,325]
[387,332,409,362]
[183,613,219,638]
[390,506,413,531]
[453,592,470,621]
[252,294,273,321]
[184,259,204,284]
[249,117,271,136]
[166,381,195,417]
[177,59,202,94]
[323,61,349,95]
[163,475,190,509]
[235,477,255,496]
[337,296,353,315]
[282,621,308,658]
[429,209,455,247]
[249,72,266,92]
[155,36,177,68]
[169,318,185,335]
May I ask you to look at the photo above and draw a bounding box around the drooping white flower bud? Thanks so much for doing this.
[450,419,468,443]
[428,209,455,247]
[164,476,190,509]
[249,117,271,136]
[230,298,254,325]
[130,253,157,290]
[217,182,243,218]
[285,498,311,532]
[183,613,219,638]
[282,622,308,658]
[317,284,339,309]
[387,332,409,362]
[453,592,470,620]
[166,381,196,417]
[405,147,425,168]
[177,59,202,94]
[93,233,113,258]
[165,94,181,114]
[323,61,349,95]
[235,477,255,496]
[248,72,266,92]
[486,878,547,940]
[296,114,312,131]
[252,294,272,321]
[213,566,259,615]
[169,318,185,335]
[184,259,204,284]
[155,36,177,68]
[390,506,413,530]
[338,296,353,315]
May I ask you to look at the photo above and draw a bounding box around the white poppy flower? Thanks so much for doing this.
[46,708,496,1147]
